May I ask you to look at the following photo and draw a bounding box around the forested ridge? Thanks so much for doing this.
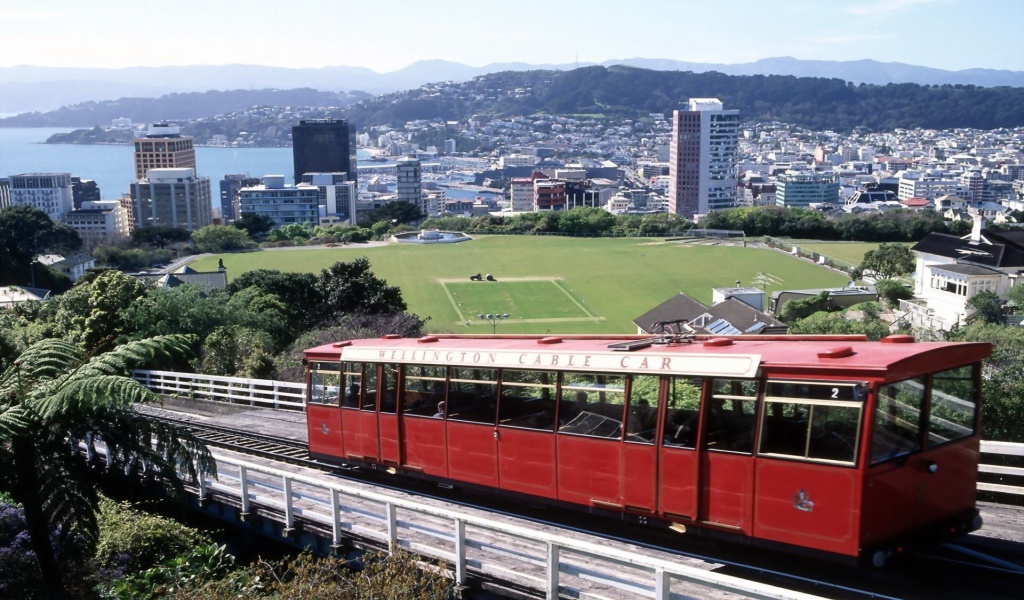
[4,66,1021,132]
[345,65,1024,131]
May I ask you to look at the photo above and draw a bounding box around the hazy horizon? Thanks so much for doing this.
[2,0,1022,74]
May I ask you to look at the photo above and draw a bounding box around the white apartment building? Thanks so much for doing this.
[0,178,9,211]
[896,170,968,201]
[499,154,537,168]
[301,173,357,226]
[509,177,535,212]
[64,200,131,248]
[131,168,212,231]
[9,173,74,221]
[668,98,740,217]
[239,175,320,228]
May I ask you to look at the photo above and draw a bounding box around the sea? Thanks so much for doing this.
[0,127,496,203]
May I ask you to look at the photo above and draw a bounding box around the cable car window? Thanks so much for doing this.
[362,363,379,410]
[759,381,862,464]
[447,368,497,425]
[706,379,759,454]
[401,365,447,417]
[559,372,625,439]
[380,364,398,414]
[871,378,925,464]
[342,362,363,409]
[309,362,341,405]
[626,375,661,444]
[499,370,556,431]
[664,376,704,449]
[928,365,978,447]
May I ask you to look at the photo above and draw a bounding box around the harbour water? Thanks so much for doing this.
[0,127,370,200]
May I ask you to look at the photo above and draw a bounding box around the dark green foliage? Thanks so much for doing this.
[701,206,964,242]
[345,66,1024,131]
[233,213,276,239]
[132,226,192,249]
[92,245,174,271]
[313,257,407,323]
[227,269,320,331]
[788,310,894,340]
[940,324,1024,442]
[966,290,1004,324]
[0,206,82,288]
[94,498,213,577]
[875,279,914,308]
[367,200,426,226]
[0,335,214,598]
[777,292,832,323]
[860,243,916,279]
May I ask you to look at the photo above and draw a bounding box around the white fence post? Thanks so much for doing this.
[546,542,559,599]
[655,567,670,600]
[283,476,294,533]
[330,489,342,547]
[454,518,467,585]
[239,465,249,516]
[386,502,398,553]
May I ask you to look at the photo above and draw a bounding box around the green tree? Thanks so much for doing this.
[966,290,1004,324]
[558,207,617,234]
[777,291,832,323]
[53,271,149,350]
[0,205,81,288]
[875,279,914,308]
[233,213,275,240]
[192,225,255,252]
[367,201,425,226]
[859,243,915,280]
[313,258,407,325]
[943,323,1024,441]
[788,310,892,340]
[198,326,277,378]
[132,226,192,249]
[0,335,215,599]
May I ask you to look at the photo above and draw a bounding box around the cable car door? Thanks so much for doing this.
[657,377,705,521]
[341,362,380,464]
[697,379,759,533]
[378,363,401,467]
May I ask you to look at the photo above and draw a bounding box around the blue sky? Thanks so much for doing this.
[1,0,1021,72]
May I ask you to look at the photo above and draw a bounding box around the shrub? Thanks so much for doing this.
[95,499,213,576]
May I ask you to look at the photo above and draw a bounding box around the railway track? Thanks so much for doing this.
[138,406,1023,599]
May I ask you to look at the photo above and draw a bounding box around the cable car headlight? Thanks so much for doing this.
[927,462,939,474]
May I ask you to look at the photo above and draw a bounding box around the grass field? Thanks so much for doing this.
[192,237,850,334]
[788,241,889,266]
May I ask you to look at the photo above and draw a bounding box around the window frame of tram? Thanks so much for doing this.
[308,362,342,406]
[705,379,760,454]
[663,376,705,449]
[400,365,448,417]
[870,363,980,465]
[341,362,365,409]
[446,367,498,425]
[757,380,865,466]
[498,369,557,432]
[556,372,628,440]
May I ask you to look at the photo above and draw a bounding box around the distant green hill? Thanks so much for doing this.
[0,88,369,128]
[344,65,1024,131]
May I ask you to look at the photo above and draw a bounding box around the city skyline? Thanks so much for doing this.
[2,0,1022,74]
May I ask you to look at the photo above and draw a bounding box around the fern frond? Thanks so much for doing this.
[0,404,32,441]
[78,334,194,378]
[36,376,155,421]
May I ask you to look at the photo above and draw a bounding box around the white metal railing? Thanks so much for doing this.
[132,370,305,411]
[132,371,1024,498]
[197,453,828,600]
[979,440,1024,496]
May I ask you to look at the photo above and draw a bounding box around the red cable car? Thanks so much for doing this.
[303,333,990,565]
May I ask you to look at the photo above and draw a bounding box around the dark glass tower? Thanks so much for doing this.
[292,119,357,188]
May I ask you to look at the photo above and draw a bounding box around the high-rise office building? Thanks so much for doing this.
[133,123,196,181]
[130,168,211,231]
[774,172,841,207]
[9,173,74,221]
[71,177,101,209]
[396,156,422,211]
[668,98,740,217]
[0,178,10,211]
[219,174,262,223]
[292,119,358,188]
